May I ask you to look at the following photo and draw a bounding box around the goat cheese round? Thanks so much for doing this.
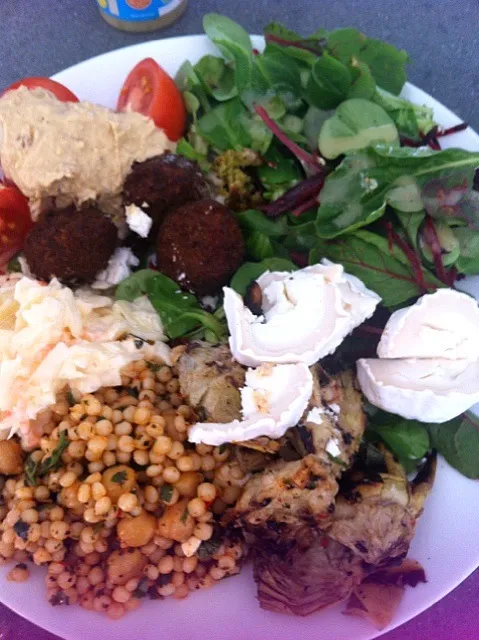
[378,289,479,360]
[357,357,479,422]
[188,362,313,446]
[224,261,380,367]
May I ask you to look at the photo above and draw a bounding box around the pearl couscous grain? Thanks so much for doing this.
[0,357,246,619]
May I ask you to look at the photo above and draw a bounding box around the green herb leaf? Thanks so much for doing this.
[39,431,70,476]
[14,521,30,540]
[146,362,162,373]
[230,258,298,296]
[26,431,70,486]
[180,508,189,524]
[196,536,223,560]
[111,470,128,485]
[160,484,173,503]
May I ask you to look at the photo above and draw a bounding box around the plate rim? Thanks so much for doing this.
[2,32,478,640]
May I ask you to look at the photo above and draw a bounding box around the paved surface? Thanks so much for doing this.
[0,1,478,639]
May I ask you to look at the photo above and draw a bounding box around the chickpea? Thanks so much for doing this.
[59,481,82,510]
[175,472,203,498]
[0,440,23,475]
[102,465,136,503]
[107,548,146,586]
[117,511,156,548]
[157,499,195,543]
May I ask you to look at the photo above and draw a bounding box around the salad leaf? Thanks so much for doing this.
[305,53,353,110]
[347,59,376,100]
[454,227,479,274]
[355,38,409,95]
[176,138,210,172]
[236,209,288,237]
[230,258,297,295]
[326,28,409,94]
[373,87,435,138]
[318,98,399,159]
[311,230,443,307]
[115,270,225,341]
[203,13,253,93]
[395,209,426,249]
[367,411,430,469]
[196,99,251,151]
[316,145,479,238]
[194,55,237,101]
[427,413,479,479]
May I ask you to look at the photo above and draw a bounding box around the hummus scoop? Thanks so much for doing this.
[0,87,174,217]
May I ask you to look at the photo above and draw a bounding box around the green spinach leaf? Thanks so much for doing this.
[367,411,430,466]
[318,98,398,159]
[428,413,479,479]
[115,270,225,341]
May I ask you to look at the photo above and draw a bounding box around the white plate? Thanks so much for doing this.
[2,34,479,640]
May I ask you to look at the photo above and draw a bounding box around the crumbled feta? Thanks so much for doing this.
[326,438,342,458]
[92,247,139,290]
[125,203,152,238]
[306,407,324,425]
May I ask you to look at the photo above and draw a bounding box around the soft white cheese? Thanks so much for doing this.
[357,357,479,422]
[125,203,153,238]
[224,261,380,367]
[306,406,324,425]
[358,288,479,422]
[326,438,342,458]
[377,289,479,360]
[91,247,139,290]
[188,362,313,446]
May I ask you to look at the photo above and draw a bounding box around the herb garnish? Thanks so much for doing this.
[24,431,70,486]
[111,470,128,484]
[160,484,173,502]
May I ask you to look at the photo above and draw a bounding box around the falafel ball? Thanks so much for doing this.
[24,206,118,285]
[123,153,210,235]
[156,199,244,296]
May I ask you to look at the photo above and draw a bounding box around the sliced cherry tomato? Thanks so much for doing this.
[3,77,79,102]
[0,184,33,267]
[117,58,186,141]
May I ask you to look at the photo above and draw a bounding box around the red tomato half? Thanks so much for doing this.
[0,184,33,267]
[4,77,79,102]
[117,58,186,141]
